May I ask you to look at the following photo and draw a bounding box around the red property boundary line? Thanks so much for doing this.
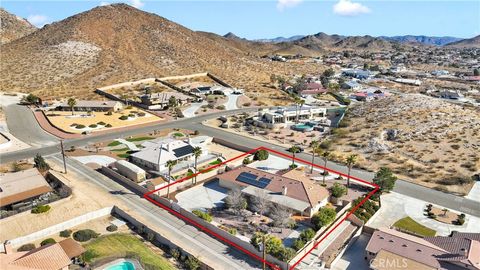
[143,146,379,270]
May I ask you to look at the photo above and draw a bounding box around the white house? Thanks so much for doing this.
[253,105,327,129]
[130,137,210,172]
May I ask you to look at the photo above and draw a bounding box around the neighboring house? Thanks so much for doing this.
[297,83,328,97]
[431,70,449,76]
[217,166,329,217]
[190,85,229,96]
[439,90,464,100]
[393,78,422,86]
[56,100,123,112]
[351,88,390,102]
[366,228,480,270]
[114,160,146,183]
[0,168,52,210]
[342,80,362,90]
[0,239,85,270]
[137,92,193,110]
[342,69,373,80]
[130,137,211,172]
[253,105,327,129]
[390,64,407,73]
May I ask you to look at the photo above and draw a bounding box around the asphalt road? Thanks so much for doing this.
[0,107,257,163]
[189,125,480,217]
[2,105,479,217]
[48,154,262,270]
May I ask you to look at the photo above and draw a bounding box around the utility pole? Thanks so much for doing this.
[60,140,67,174]
[262,234,267,270]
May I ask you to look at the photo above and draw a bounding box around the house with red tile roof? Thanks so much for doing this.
[217,166,329,217]
[0,238,85,270]
[366,228,480,270]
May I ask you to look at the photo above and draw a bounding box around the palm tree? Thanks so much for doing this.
[120,94,128,105]
[321,151,330,185]
[192,146,202,184]
[289,145,300,167]
[293,96,302,123]
[67,98,76,115]
[345,154,358,194]
[309,140,320,174]
[166,160,177,199]
[298,99,305,122]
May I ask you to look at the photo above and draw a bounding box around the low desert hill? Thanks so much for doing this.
[0,8,37,44]
[446,35,480,48]
[1,4,314,101]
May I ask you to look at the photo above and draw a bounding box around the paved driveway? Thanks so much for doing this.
[176,180,229,211]
[331,234,371,270]
[182,101,207,118]
[223,92,241,110]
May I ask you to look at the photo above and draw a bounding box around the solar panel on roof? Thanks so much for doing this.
[236,172,270,189]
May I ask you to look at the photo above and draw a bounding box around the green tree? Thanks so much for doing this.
[330,182,347,198]
[321,151,331,185]
[225,189,247,214]
[323,68,335,78]
[192,146,202,184]
[289,145,301,167]
[372,167,397,193]
[22,94,40,105]
[345,154,358,194]
[250,233,283,255]
[309,140,320,174]
[185,256,201,270]
[299,228,315,242]
[277,247,296,262]
[253,149,269,161]
[312,207,337,230]
[34,154,50,172]
[168,96,178,108]
[166,160,177,199]
[67,97,77,115]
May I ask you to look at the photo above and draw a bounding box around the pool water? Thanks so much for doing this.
[292,124,314,131]
[105,261,135,270]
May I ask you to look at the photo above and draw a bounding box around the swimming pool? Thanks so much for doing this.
[105,261,135,270]
[291,124,314,131]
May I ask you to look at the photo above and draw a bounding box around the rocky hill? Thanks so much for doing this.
[0,8,37,44]
[1,4,291,99]
[380,35,462,46]
[446,35,480,48]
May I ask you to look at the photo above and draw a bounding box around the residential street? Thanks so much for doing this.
[48,154,262,270]
[2,106,479,218]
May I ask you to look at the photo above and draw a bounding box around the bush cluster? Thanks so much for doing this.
[73,229,99,242]
[31,205,51,214]
[40,238,56,246]
[192,210,213,222]
[59,229,72,238]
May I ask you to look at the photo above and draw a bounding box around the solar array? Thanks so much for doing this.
[236,172,271,189]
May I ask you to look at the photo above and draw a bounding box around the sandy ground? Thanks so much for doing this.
[0,162,131,242]
[46,109,163,134]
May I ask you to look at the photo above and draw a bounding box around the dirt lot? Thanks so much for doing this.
[329,94,480,195]
[46,109,163,134]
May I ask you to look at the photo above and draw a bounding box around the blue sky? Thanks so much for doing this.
[2,0,479,39]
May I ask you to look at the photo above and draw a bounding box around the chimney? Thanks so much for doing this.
[4,240,13,254]
[282,186,288,196]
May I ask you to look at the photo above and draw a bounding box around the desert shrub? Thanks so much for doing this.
[216,105,226,110]
[40,238,56,246]
[330,183,347,198]
[105,111,113,116]
[70,123,78,127]
[228,228,237,235]
[128,113,135,117]
[243,157,252,165]
[119,115,128,120]
[126,105,133,109]
[312,207,336,230]
[169,247,181,259]
[253,149,269,161]
[243,102,251,107]
[75,124,86,129]
[31,205,51,214]
[185,256,201,270]
[106,224,118,232]
[292,239,305,251]
[17,243,35,252]
[105,124,112,127]
[89,124,97,128]
[299,228,315,242]
[59,229,72,238]
[73,229,99,242]
[192,210,213,222]
[97,121,106,125]
[138,112,146,117]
